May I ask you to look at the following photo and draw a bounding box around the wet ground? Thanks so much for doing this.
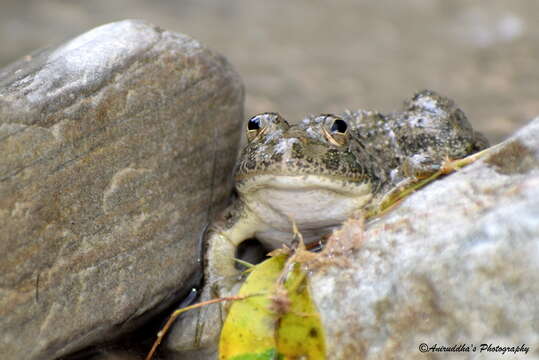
[2,1,538,142]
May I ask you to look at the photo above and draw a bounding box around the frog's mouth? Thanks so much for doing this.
[236,174,370,197]
[237,174,373,247]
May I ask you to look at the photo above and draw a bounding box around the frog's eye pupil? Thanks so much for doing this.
[331,119,348,134]
[248,117,261,131]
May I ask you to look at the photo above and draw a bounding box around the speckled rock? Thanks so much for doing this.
[311,117,539,359]
[0,20,243,360]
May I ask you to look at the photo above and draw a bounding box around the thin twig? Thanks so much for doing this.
[145,294,262,360]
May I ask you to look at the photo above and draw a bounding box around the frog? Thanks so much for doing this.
[166,89,489,353]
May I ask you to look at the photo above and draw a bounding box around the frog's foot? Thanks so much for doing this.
[440,145,497,174]
[166,230,245,353]
[370,157,457,217]
[164,281,232,354]
[368,177,424,218]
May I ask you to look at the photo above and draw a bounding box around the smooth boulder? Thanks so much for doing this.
[0,20,243,360]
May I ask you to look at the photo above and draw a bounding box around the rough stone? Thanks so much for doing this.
[311,117,539,359]
[0,20,243,360]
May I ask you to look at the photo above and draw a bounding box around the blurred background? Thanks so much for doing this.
[1,0,538,143]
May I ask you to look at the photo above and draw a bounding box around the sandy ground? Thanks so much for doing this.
[2,1,538,143]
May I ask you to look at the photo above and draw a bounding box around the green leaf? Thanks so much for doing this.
[229,348,283,360]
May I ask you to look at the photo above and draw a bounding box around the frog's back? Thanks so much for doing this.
[343,90,489,193]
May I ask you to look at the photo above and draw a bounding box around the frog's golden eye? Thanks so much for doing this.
[321,115,349,146]
[246,112,285,142]
[246,114,266,141]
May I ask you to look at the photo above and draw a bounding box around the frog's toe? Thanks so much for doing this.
[400,155,441,179]
[165,285,226,354]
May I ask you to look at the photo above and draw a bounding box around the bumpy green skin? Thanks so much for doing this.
[236,89,489,202]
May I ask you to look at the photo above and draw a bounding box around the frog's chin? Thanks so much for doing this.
[238,175,373,248]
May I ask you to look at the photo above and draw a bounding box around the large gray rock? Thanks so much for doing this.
[311,118,539,359]
[0,20,243,360]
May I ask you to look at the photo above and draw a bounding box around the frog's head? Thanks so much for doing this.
[233,113,373,246]
[235,112,370,191]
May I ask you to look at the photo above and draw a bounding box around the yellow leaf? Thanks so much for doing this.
[219,255,285,359]
[277,262,326,359]
[219,254,326,359]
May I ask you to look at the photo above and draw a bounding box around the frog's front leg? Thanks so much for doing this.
[369,154,446,217]
[371,148,492,217]
[166,204,263,352]
[205,213,261,297]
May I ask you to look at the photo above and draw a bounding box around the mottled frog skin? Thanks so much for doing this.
[172,89,488,351]
[341,90,488,192]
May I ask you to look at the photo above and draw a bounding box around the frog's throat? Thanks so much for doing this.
[235,174,371,197]
[235,175,372,248]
